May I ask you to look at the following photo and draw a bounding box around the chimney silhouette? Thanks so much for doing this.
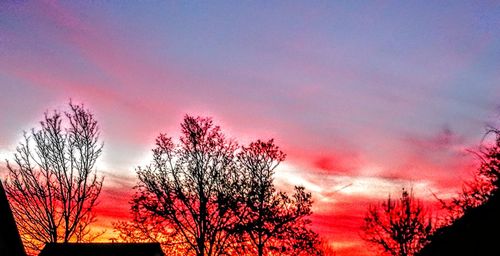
[0,180,26,256]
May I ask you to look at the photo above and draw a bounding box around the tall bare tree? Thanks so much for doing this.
[134,116,240,256]
[361,188,434,256]
[236,140,319,256]
[4,102,104,254]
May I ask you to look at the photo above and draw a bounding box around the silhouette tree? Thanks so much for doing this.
[437,128,500,223]
[4,102,104,255]
[417,128,500,256]
[235,140,319,256]
[134,116,241,256]
[361,188,434,256]
[474,128,500,190]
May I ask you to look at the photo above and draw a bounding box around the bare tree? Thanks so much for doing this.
[4,102,104,254]
[236,140,319,256]
[361,188,434,256]
[435,128,500,224]
[131,116,321,256]
[134,116,240,256]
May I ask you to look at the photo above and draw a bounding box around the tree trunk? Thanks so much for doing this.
[257,243,264,256]
[197,238,205,256]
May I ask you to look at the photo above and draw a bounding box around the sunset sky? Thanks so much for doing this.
[1,1,500,255]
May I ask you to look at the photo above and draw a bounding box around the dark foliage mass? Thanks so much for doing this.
[4,102,104,255]
[115,115,323,256]
[436,128,500,222]
[417,193,500,256]
[418,128,500,256]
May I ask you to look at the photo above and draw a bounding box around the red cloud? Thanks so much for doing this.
[312,153,360,174]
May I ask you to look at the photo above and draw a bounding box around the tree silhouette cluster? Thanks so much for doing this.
[6,101,500,256]
[362,127,500,256]
[7,101,500,256]
[115,116,322,256]
[4,103,325,256]
[4,102,104,255]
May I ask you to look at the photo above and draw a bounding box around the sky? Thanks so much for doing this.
[1,1,500,255]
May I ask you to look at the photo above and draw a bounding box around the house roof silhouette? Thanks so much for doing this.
[417,192,500,256]
[39,243,164,256]
[0,180,26,256]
